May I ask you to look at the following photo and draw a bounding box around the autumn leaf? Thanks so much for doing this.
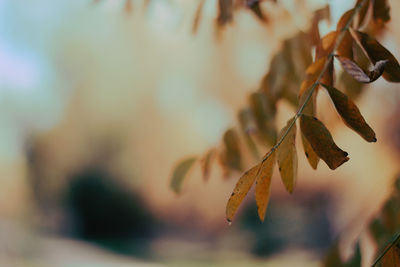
[336,56,388,83]
[337,9,354,32]
[170,157,197,194]
[217,0,234,27]
[223,129,242,171]
[192,0,205,34]
[201,149,215,182]
[277,118,298,193]
[351,30,400,82]
[246,0,267,22]
[381,242,400,267]
[226,163,261,223]
[321,83,376,142]
[300,115,349,170]
[255,150,276,221]
[373,0,390,25]
[316,31,338,59]
[238,108,260,159]
[337,31,354,59]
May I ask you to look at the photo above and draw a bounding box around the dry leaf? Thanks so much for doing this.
[351,30,400,82]
[300,115,349,170]
[170,157,197,194]
[255,150,276,221]
[337,9,354,32]
[336,56,388,83]
[192,0,205,34]
[316,31,338,59]
[217,0,234,27]
[238,109,260,159]
[226,163,261,222]
[321,83,376,142]
[246,0,267,22]
[223,129,242,171]
[201,149,215,182]
[381,243,400,267]
[277,118,298,193]
[337,31,353,59]
[373,0,390,24]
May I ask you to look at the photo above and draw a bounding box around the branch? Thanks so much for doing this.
[262,0,368,163]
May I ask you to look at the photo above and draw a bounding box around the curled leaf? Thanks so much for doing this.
[255,150,276,221]
[170,157,197,194]
[226,163,261,223]
[321,83,376,142]
[336,56,388,83]
[300,115,349,170]
[277,118,298,193]
[351,30,400,82]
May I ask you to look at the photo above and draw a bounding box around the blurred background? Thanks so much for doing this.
[1,0,400,266]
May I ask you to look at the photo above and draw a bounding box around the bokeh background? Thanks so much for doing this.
[1,0,400,266]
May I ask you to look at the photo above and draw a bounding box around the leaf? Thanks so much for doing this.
[301,134,320,170]
[246,0,267,22]
[238,109,260,159]
[223,129,242,171]
[217,0,234,27]
[381,242,400,267]
[226,163,261,222]
[337,31,354,59]
[255,150,276,221]
[355,0,371,29]
[321,83,376,142]
[336,56,388,83]
[192,0,205,34]
[373,0,390,24]
[316,31,338,59]
[201,149,215,182]
[170,157,197,194]
[300,115,349,170]
[351,30,400,82]
[277,118,298,193]
[337,9,354,32]
[299,57,326,96]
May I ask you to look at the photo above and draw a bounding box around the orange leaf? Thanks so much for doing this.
[277,118,298,193]
[337,9,354,32]
[337,31,353,59]
[226,163,261,222]
[351,30,400,82]
[381,243,400,267]
[321,83,376,142]
[255,150,276,221]
[300,115,349,170]
[336,56,388,83]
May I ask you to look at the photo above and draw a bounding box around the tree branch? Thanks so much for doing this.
[262,0,368,163]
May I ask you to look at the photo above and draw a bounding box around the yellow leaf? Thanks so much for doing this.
[301,134,320,169]
[300,115,349,170]
[321,83,376,142]
[226,163,261,223]
[170,157,197,194]
[255,150,276,221]
[277,118,298,193]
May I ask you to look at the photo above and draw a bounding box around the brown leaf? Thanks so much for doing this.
[381,243,400,267]
[300,115,349,170]
[351,30,400,82]
[246,0,267,22]
[217,0,234,27]
[355,0,371,29]
[201,149,215,182]
[226,163,261,223]
[255,150,276,221]
[337,31,353,59]
[321,83,376,142]
[302,134,320,170]
[299,57,326,96]
[277,118,298,193]
[337,9,354,32]
[238,109,259,159]
[170,157,197,194]
[373,0,390,24]
[336,56,388,83]
[192,0,205,34]
[223,129,242,171]
[316,31,338,59]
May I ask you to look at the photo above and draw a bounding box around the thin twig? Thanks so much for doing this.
[262,0,368,163]
[371,232,400,267]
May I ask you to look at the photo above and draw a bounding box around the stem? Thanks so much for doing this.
[262,0,368,163]
[371,232,400,267]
